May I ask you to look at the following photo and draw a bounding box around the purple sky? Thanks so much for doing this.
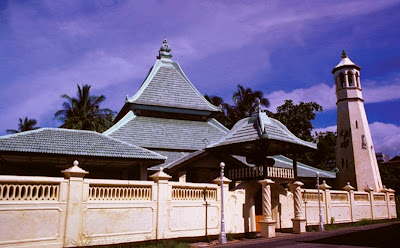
[1,0,400,157]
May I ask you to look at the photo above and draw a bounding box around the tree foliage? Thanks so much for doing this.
[273,100,323,141]
[205,84,270,129]
[6,117,40,134]
[54,84,115,132]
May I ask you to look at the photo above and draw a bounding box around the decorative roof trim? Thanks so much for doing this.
[207,118,230,133]
[103,111,136,136]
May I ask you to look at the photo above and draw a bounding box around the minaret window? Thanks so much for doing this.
[355,72,360,87]
[348,71,354,86]
[339,72,346,88]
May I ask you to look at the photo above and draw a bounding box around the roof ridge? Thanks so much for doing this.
[103,111,136,136]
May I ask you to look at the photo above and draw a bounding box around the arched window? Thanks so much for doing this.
[348,71,354,86]
[355,72,360,87]
[339,72,345,88]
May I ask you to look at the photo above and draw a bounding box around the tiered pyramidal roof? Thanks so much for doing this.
[105,38,228,160]
[114,37,221,122]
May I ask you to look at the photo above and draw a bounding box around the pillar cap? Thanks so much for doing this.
[258,178,275,185]
[319,180,332,190]
[149,167,172,182]
[62,160,88,179]
[342,182,354,191]
[364,184,374,192]
[213,176,232,185]
[388,188,395,193]
[381,185,389,193]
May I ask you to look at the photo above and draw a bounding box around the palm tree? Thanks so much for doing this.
[228,85,270,127]
[54,84,115,132]
[6,117,39,134]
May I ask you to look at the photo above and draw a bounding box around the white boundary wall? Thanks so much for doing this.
[0,172,396,247]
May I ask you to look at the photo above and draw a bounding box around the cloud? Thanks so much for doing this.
[313,122,400,158]
[266,78,400,112]
[266,83,336,111]
[369,122,400,157]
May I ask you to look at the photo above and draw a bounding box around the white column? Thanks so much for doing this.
[149,167,172,239]
[289,181,306,233]
[62,161,89,247]
[258,179,276,237]
[343,182,355,222]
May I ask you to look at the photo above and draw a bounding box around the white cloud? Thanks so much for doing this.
[369,122,400,157]
[266,78,400,112]
[313,122,400,158]
[266,83,336,111]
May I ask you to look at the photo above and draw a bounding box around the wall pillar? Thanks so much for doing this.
[150,167,172,239]
[364,185,374,219]
[258,179,276,237]
[62,161,89,247]
[381,186,391,219]
[320,180,332,224]
[343,182,355,222]
[289,181,306,234]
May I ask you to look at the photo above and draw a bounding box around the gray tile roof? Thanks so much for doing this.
[231,155,335,178]
[148,150,193,171]
[208,111,317,150]
[0,128,165,160]
[104,111,229,151]
[270,155,336,178]
[126,59,221,113]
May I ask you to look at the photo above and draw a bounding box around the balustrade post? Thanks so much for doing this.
[364,185,374,219]
[150,167,172,240]
[381,186,391,219]
[62,161,89,247]
[289,181,306,233]
[343,182,355,222]
[319,180,331,225]
[258,179,276,237]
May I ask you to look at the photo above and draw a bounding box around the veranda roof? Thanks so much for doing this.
[207,103,317,156]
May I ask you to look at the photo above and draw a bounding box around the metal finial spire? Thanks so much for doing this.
[157,36,172,59]
[341,50,348,58]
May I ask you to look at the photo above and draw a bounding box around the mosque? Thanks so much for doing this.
[0,39,394,246]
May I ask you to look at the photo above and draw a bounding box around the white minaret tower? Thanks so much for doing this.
[332,51,383,192]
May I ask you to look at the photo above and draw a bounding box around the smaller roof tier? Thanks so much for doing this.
[208,103,317,155]
[125,39,221,113]
[0,128,165,160]
[332,50,361,74]
[104,111,229,151]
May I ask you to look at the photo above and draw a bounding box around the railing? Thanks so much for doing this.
[302,191,323,202]
[88,185,152,201]
[0,183,60,201]
[373,194,386,202]
[330,192,348,202]
[172,186,217,201]
[228,166,294,180]
[354,193,369,202]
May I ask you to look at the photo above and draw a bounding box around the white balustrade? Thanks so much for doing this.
[88,185,152,201]
[0,183,59,201]
[171,186,217,201]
